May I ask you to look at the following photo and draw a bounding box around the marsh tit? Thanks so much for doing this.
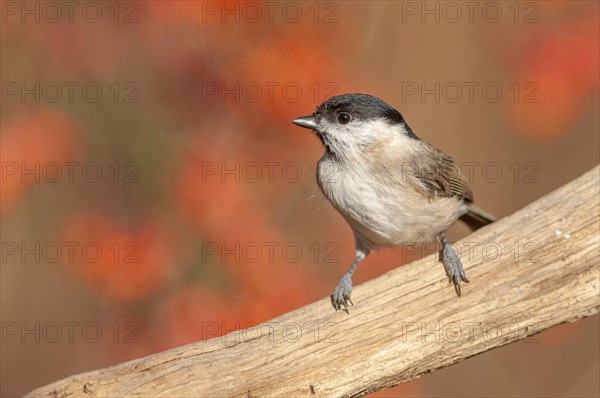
[292,93,495,312]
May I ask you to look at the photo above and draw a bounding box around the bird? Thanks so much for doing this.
[291,93,495,312]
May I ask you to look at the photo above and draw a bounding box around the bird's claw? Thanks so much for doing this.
[442,244,469,297]
[331,275,353,313]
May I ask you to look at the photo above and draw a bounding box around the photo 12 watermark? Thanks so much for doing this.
[1,321,140,343]
[399,81,539,104]
[1,241,140,264]
[197,321,340,346]
[399,1,539,24]
[198,1,340,24]
[200,241,340,264]
[1,161,140,184]
[1,1,140,23]
[399,240,540,265]
[200,81,339,104]
[399,161,540,184]
[399,321,539,343]
[1,81,140,104]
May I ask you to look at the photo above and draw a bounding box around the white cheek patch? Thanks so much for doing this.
[321,118,406,149]
[351,118,406,144]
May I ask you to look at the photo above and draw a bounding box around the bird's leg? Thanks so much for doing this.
[331,249,366,312]
[331,233,370,312]
[439,231,469,296]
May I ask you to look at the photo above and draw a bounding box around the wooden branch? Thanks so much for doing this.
[27,166,600,398]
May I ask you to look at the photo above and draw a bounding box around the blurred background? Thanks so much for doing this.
[1,1,598,396]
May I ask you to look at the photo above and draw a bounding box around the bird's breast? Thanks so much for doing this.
[316,156,465,248]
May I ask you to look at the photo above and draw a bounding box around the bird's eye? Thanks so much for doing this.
[337,112,352,125]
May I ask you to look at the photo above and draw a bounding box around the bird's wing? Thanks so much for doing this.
[409,143,473,202]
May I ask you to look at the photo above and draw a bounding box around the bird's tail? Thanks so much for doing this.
[460,205,496,231]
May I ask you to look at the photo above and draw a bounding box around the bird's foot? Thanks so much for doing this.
[441,244,469,296]
[331,274,353,313]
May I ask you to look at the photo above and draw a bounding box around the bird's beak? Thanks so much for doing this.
[292,115,318,130]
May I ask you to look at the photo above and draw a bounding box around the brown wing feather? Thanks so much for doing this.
[411,144,473,202]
